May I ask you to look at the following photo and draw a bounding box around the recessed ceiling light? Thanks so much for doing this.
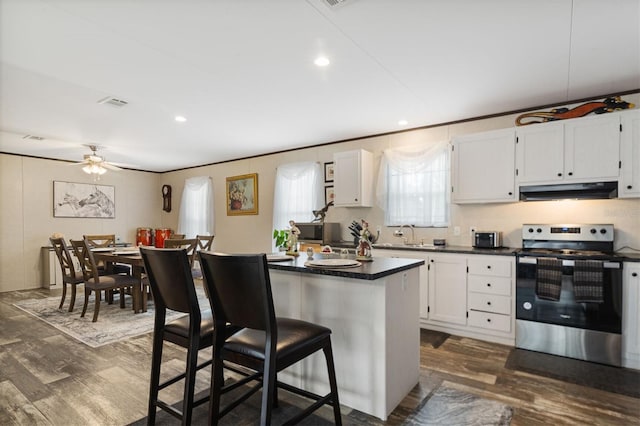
[175,116,187,123]
[398,119,409,126]
[314,56,330,67]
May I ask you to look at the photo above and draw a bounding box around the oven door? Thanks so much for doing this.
[516,256,622,334]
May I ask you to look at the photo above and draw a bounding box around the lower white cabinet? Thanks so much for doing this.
[623,262,640,369]
[376,249,516,345]
[427,253,467,325]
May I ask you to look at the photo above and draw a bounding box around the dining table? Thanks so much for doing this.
[92,248,148,313]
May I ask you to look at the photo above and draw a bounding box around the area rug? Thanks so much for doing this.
[13,287,208,348]
[506,348,640,399]
[129,383,513,425]
[403,384,513,425]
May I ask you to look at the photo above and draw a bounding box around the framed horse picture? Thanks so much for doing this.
[53,181,115,218]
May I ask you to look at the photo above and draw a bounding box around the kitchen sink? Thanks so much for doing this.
[373,243,438,249]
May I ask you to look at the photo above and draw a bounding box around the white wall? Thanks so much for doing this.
[0,155,161,291]
[161,94,640,255]
[3,94,639,291]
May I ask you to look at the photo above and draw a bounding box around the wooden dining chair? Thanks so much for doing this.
[195,235,214,252]
[49,237,84,312]
[163,238,198,269]
[83,233,131,275]
[70,238,138,322]
[171,233,186,239]
[140,247,240,425]
[199,252,342,426]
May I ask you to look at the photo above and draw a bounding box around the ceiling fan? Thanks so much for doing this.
[75,145,122,176]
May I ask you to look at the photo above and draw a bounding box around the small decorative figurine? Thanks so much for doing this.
[286,220,300,256]
[356,219,374,261]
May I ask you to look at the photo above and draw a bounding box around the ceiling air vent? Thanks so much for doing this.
[22,135,45,141]
[323,0,349,7]
[97,96,129,107]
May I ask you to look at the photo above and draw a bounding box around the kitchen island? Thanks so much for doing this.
[267,255,424,421]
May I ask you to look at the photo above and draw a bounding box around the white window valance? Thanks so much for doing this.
[376,141,450,227]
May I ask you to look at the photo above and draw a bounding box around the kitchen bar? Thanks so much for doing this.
[267,256,424,421]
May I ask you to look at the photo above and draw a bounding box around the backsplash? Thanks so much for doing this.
[326,197,640,251]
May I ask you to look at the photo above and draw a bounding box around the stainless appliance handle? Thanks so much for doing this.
[518,256,621,269]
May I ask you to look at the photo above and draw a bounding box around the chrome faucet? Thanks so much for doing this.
[393,224,415,245]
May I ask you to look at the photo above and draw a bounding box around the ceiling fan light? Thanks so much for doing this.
[82,165,92,174]
[97,166,107,175]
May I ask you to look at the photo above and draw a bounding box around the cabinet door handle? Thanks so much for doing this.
[508,192,513,196]
[486,283,492,287]
[633,272,638,277]
[487,265,491,269]
[557,172,562,177]
[487,301,492,306]
[568,172,573,176]
[628,185,633,189]
[487,318,492,322]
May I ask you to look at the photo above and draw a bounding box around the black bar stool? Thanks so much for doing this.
[140,247,214,425]
[199,251,342,425]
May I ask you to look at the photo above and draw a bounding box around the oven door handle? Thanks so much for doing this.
[518,256,621,269]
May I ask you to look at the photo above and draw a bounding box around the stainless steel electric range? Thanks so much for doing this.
[515,224,623,366]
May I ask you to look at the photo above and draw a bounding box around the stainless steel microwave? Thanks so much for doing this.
[296,222,341,244]
[473,231,502,248]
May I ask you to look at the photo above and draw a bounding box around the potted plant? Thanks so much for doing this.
[273,229,289,251]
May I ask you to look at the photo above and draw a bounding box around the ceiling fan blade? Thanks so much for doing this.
[101,162,122,171]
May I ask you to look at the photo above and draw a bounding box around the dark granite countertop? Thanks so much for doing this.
[616,252,640,262]
[328,241,517,257]
[267,255,424,281]
[330,242,640,262]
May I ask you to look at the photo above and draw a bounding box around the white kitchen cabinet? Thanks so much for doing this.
[375,248,517,345]
[333,149,373,207]
[451,128,517,204]
[375,249,429,320]
[516,113,621,185]
[466,255,514,338]
[619,109,640,198]
[427,253,467,326]
[622,262,640,370]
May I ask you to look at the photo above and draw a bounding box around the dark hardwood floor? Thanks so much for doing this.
[1,286,638,425]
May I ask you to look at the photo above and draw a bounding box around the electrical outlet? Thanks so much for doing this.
[453,226,460,236]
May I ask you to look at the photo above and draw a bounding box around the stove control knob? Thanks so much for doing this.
[536,228,542,233]
[590,228,597,234]
[600,228,607,234]
[528,228,534,233]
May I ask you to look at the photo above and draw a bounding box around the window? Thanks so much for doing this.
[177,176,215,238]
[377,142,450,227]
[272,162,323,237]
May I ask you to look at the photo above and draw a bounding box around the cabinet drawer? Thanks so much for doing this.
[468,310,511,332]
[468,275,511,296]
[468,292,511,315]
[467,257,512,277]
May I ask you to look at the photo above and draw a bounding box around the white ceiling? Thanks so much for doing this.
[1,0,639,172]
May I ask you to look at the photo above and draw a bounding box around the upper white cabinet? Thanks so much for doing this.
[516,113,621,185]
[451,128,516,203]
[333,149,374,207]
[619,109,640,198]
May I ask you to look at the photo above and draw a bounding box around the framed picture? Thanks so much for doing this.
[325,185,335,205]
[324,162,334,183]
[53,181,115,218]
[226,173,258,215]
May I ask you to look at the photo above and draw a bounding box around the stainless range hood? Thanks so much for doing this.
[519,181,618,201]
